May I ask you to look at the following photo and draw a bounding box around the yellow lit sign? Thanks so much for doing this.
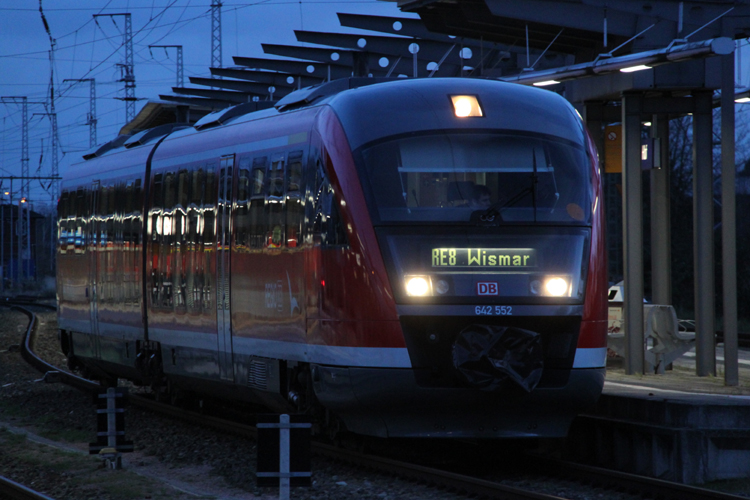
[432,248,536,268]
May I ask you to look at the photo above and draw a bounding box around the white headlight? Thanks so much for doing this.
[544,277,569,296]
[405,276,431,296]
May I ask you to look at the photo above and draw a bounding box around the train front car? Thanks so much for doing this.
[314,78,607,438]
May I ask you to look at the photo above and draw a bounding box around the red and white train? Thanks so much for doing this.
[57,77,607,438]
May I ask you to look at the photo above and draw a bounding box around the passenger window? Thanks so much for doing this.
[249,156,267,249]
[268,153,285,199]
[286,151,304,248]
[235,156,252,248]
[312,159,348,247]
[186,168,204,313]
[58,192,69,253]
[202,165,216,312]
[266,153,285,248]
[287,151,303,192]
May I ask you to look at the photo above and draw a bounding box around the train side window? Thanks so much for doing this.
[151,173,163,243]
[266,152,285,248]
[202,164,216,312]
[186,168,204,313]
[177,169,189,209]
[173,169,190,312]
[251,157,266,198]
[235,156,252,248]
[312,159,348,247]
[287,151,303,193]
[75,188,85,253]
[286,151,304,248]
[249,156,267,249]
[58,192,69,253]
[161,172,177,309]
[268,153,285,199]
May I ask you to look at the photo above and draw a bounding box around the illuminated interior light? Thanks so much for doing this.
[620,64,651,73]
[450,95,483,117]
[405,276,431,296]
[545,277,569,296]
[532,80,560,87]
[735,97,750,103]
[643,121,652,126]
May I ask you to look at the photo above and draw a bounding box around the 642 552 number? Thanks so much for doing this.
[475,306,513,316]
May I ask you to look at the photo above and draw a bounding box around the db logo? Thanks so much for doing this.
[477,282,498,295]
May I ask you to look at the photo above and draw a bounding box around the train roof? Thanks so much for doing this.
[73,77,584,168]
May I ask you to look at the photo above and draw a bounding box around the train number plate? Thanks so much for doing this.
[474,306,513,316]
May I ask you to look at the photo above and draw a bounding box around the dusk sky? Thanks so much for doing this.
[1,1,748,208]
[0,0,416,206]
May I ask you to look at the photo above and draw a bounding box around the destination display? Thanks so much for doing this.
[431,248,537,268]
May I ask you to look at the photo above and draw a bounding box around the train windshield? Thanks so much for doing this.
[359,132,591,224]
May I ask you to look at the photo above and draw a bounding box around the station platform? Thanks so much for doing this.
[565,345,750,484]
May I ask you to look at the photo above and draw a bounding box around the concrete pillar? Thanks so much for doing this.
[622,93,645,375]
[650,114,671,306]
[721,50,739,386]
[692,90,716,377]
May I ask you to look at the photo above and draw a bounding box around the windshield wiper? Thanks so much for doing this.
[474,148,541,224]
[473,186,533,223]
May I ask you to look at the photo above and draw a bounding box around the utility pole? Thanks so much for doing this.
[149,45,184,87]
[33,111,59,275]
[63,78,97,148]
[1,97,44,286]
[95,13,135,123]
[33,112,59,202]
[211,1,223,77]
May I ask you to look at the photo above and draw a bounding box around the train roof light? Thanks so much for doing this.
[450,95,483,118]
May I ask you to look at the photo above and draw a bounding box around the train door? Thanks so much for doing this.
[88,181,102,359]
[217,156,235,381]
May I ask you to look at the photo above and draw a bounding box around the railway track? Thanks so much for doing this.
[0,476,57,500]
[13,301,750,500]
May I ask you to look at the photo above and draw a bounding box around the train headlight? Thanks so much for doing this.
[405,275,432,296]
[544,277,569,296]
[450,95,483,117]
[530,276,571,297]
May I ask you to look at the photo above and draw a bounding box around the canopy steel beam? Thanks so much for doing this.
[261,44,460,77]
[295,30,469,64]
[158,94,235,109]
[210,68,323,88]
[189,76,290,95]
[233,56,355,81]
[170,87,272,103]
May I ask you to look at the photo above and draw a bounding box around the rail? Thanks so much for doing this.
[0,475,57,500]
